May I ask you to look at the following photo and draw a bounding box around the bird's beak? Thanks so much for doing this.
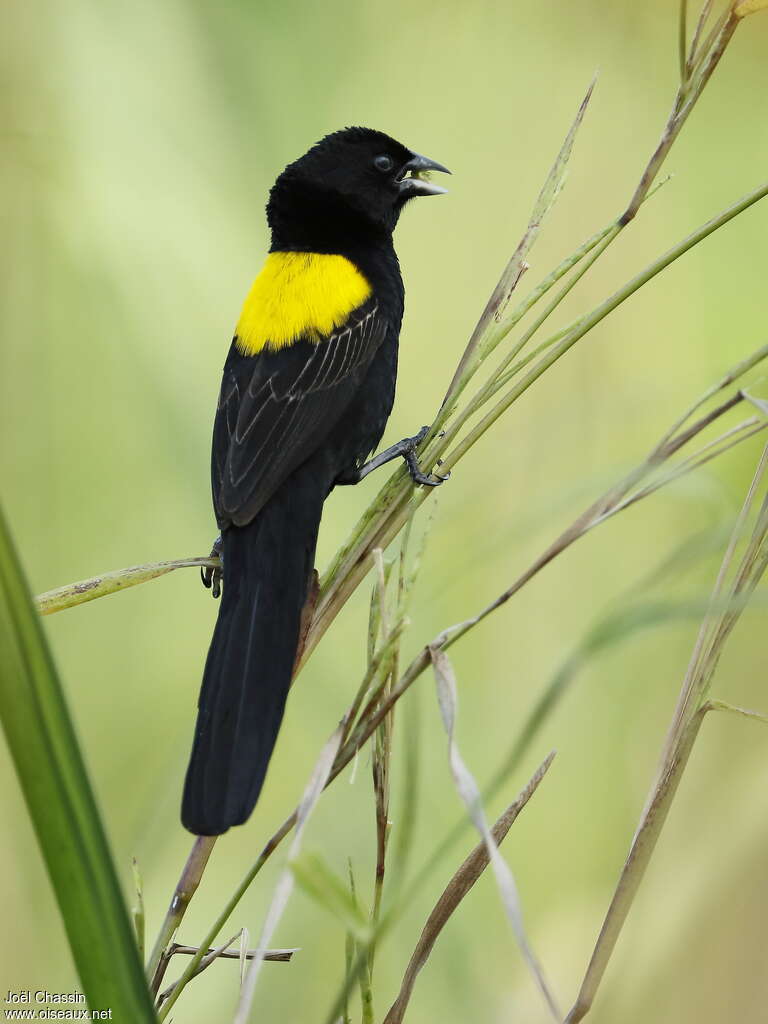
[396,152,451,197]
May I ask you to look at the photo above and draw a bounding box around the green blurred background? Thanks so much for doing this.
[2,1,768,1021]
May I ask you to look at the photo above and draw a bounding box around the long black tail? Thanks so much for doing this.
[182,475,323,836]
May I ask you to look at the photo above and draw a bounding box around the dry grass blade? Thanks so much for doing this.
[564,441,768,1023]
[230,724,345,1024]
[238,927,250,988]
[36,557,219,615]
[678,0,688,81]
[688,0,715,66]
[156,936,297,1008]
[622,6,739,224]
[148,835,218,993]
[654,443,768,767]
[429,647,560,1021]
[434,370,768,654]
[168,944,296,963]
[156,929,243,1007]
[442,76,596,412]
[704,698,768,724]
[383,752,555,1024]
[157,726,342,1021]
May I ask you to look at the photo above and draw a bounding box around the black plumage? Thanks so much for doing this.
[182,127,448,836]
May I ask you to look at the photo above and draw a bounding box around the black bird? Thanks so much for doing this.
[182,127,449,835]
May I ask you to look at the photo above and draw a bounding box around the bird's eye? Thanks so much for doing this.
[373,154,394,173]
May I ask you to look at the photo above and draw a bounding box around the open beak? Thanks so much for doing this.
[396,152,451,197]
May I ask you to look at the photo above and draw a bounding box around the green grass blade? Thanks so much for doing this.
[36,556,217,616]
[441,75,596,414]
[291,852,372,942]
[0,505,156,1022]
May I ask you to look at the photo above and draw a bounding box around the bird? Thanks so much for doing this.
[181,127,450,836]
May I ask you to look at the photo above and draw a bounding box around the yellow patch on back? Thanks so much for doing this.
[235,252,372,355]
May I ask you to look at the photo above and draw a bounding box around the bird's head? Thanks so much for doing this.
[267,127,449,249]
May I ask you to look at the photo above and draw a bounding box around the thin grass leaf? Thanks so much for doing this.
[36,557,218,615]
[442,75,596,412]
[0,508,156,1021]
[441,181,768,474]
[132,857,146,964]
[439,176,673,449]
[705,698,768,724]
[368,548,395,664]
[467,223,621,411]
[291,852,372,942]
[485,583,768,822]
[230,725,345,1024]
[656,342,768,443]
[156,940,297,1007]
[390,679,422,889]
[157,931,244,1009]
[565,442,768,1023]
[688,0,715,68]
[377,532,733,971]
[238,928,249,988]
[623,8,738,223]
[165,942,295,964]
[679,0,689,81]
[383,752,555,1024]
[658,444,768,762]
[343,860,358,1024]
[429,646,560,1021]
[346,860,375,1024]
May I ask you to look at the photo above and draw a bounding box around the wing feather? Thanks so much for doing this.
[212,299,385,527]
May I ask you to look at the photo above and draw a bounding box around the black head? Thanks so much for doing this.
[267,127,449,252]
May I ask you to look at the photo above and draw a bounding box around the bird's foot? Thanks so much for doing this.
[200,535,224,599]
[340,425,452,486]
[402,426,450,488]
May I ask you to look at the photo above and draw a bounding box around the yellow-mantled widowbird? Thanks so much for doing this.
[182,128,450,835]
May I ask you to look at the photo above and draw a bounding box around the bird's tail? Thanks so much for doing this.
[181,475,323,836]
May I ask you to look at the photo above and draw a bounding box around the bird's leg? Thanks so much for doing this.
[200,534,224,599]
[337,425,450,488]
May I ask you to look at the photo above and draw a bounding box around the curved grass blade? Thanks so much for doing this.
[229,725,344,1024]
[430,647,560,1021]
[383,752,555,1024]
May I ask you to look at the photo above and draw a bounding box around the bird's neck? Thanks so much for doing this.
[268,181,394,263]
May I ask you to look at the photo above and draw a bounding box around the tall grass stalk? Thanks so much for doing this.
[564,440,768,1022]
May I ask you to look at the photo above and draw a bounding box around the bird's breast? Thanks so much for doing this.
[235,251,372,355]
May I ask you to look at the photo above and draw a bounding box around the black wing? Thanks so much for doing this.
[213,299,386,528]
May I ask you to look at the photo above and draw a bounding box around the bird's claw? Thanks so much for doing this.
[201,535,224,599]
[400,426,451,488]
[404,448,449,488]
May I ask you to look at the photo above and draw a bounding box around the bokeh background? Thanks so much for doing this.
[2,2,768,1021]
